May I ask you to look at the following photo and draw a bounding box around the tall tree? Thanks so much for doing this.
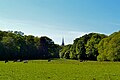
[76,40,86,60]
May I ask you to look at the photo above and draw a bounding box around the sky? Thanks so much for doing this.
[0,0,120,44]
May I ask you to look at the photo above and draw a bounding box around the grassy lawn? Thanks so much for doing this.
[0,60,120,80]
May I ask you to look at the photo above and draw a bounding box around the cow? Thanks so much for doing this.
[80,60,83,62]
[23,60,28,63]
[48,59,51,62]
[5,60,8,63]
[13,59,23,62]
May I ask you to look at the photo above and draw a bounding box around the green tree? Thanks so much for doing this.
[76,40,86,60]
[38,36,59,59]
[2,37,18,60]
[60,45,72,59]
[98,31,120,61]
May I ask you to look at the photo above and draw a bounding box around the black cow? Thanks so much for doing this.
[48,59,51,62]
[5,60,8,63]
[80,60,83,62]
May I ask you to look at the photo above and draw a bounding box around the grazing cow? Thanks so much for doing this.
[80,60,83,62]
[48,59,51,62]
[5,60,8,63]
[13,59,17,62]
[23,60,28,63]
[17,59,21,62]
[13,59,22,62]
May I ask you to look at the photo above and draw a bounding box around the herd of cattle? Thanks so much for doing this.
[4,59,84,63]
[4,59,52,63]
[5,59,28,63]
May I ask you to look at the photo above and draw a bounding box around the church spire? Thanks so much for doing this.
[62,37,65,46]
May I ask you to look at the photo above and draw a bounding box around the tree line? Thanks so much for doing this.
[0,30,59,60]
[60,31,120,61]
[0,30,120,61]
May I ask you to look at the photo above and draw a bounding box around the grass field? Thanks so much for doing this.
[0,60,120,80]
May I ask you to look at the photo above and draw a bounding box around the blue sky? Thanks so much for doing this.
[0,0,120,44]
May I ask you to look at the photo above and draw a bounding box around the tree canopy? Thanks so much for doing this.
[98,31,120,61]
[60,33,107,61]
[0,30,60,60]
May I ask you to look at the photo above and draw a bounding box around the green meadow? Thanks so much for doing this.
[0,60,120,80]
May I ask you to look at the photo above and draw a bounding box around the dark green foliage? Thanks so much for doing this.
[38,36,59,59]
[0,30,60,60]
[60,32,107,60]
[60,45,72,59]
[1,29,120,61]
[86,34,107,60]
[76,40,86,60]
[98,31,120,61]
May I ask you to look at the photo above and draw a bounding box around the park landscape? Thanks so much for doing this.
[0,0,120,80]
[0,29,120,80]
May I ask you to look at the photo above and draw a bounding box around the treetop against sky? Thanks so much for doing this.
[0,0,120,44]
